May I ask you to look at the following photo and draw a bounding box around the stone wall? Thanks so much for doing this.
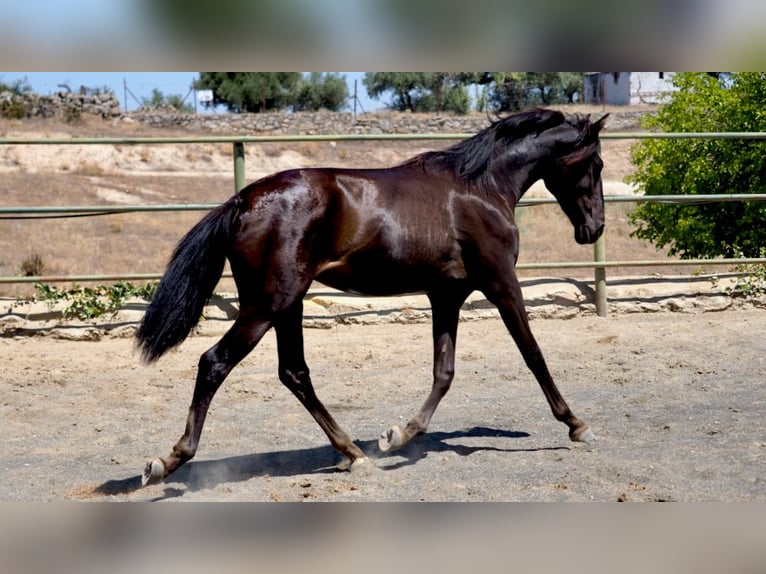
[125,109,496,135]
[126,108,644,135]
[0,91,121,119]
[1,89,644,134]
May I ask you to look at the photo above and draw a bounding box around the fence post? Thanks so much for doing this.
[594,235,607,317]
[233,141,245,193]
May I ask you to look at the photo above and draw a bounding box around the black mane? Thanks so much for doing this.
[405,109,594,193]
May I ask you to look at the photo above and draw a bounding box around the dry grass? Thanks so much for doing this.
[0,111,709,299]
[0,172,230,297]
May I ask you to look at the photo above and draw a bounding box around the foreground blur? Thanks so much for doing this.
[1,0,764,69]
[1,504,763,574]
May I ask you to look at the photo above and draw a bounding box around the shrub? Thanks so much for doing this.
[20,253,45,277]
[33,281,159,320]
[627,73,766,259]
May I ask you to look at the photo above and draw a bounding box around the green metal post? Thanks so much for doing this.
[594,235,607,317]
[233,141,245,193]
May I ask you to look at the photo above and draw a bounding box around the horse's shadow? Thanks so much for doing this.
[93,426,565,500]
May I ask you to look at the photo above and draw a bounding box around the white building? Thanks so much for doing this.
[584,73,676,105]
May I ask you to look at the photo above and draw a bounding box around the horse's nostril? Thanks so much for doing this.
[575,224,603,245]
[594,223,605,241]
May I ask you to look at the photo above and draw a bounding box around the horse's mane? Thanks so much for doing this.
[404,109,594,193]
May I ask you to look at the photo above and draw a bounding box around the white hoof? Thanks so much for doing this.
[349,457,376,475]
[141,459,165,486]
[337,456,375,474]
[378,425,407,452]
[573,428,597,445]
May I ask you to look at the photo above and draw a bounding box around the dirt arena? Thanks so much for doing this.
[1,294,764,501]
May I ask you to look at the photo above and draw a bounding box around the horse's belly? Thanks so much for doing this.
[315,251,465,296]
[315,264,420,296]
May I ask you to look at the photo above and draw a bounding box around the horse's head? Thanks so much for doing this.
[543,114,608,245]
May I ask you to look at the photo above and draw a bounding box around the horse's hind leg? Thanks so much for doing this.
[274,300,371,471]
[142,310,272,486]
[379,290,467,452]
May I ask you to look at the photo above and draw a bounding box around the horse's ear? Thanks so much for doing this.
[591,113,609,133]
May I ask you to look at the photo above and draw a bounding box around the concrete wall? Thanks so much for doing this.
[630,72,676,104]
[584,73,631,105]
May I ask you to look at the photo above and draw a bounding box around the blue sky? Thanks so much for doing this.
[0,72,382,113]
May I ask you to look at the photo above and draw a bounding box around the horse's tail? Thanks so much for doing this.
[136,196,241,363]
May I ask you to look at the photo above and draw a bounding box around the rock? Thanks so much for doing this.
[664,298,687,312]
[52,327,103,341]
[694,296,732,312]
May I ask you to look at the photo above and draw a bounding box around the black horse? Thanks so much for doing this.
[136,108,608,485]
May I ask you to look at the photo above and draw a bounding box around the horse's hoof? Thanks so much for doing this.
[336,456,375,474]
[349,457,376,475]
[141,459,165,486]
[378,425,406,452]
[572,428,597,445]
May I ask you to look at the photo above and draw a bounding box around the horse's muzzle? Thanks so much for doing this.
[575,223,604,245]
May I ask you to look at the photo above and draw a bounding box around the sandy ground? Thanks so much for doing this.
[1,288,764,501]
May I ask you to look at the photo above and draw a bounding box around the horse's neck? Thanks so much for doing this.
[495,158,542,207]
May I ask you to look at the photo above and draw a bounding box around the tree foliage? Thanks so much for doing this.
[197,72,348,113]
[363,73,471,114]
[627,72,766,258]
[364,72,583,113]
[141,88,194,113]
[489,72,584,111]
[292,73,349,112]
[198,73,301,112]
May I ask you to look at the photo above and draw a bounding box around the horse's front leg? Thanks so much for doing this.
[484,274,595,444]
[379,289,468,452]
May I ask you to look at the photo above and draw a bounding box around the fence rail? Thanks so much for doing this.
[2,131,765,317]
[3,193,766,217]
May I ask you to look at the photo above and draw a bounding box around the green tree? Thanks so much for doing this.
[197,72,347,112]
[490,73,584,111]
[141,88,193,113]
[198,72,301,112]
[627,72,766,258]
[291,73,349,112]
[363,72,471,114]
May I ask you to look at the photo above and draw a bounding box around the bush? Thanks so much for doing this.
[0,99,29,119]
[33,281,158,320]
[627,73,766,259]
[0,77,32,118]
[728,249,766,298]
[20,254,45,277]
